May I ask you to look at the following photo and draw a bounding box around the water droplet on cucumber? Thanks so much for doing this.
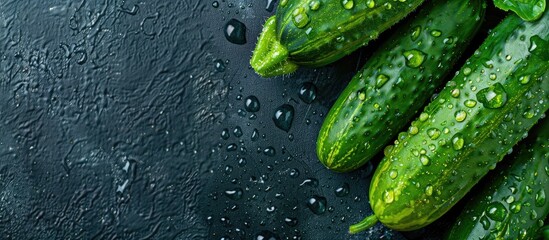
[342,0,354,9]
[376,74,389,88]
[309,0,321,10]
[485,202,507,222]
[455,110,467,122]
[477,83,507,109]
[403,49,426,68]
[292,8,310,28]
[383,189,395,203]
[411,26,421,41]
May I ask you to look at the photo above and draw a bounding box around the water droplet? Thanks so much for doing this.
[463,67,472,76]
[342,0,354,9]
[307,196,327,214]
[238,157,247,166]
[452,134,464,150]
[300,178,319,187]
[255,230,280,240]
[409,126,419,135]
[214,59,226,72]
[227,143,238,151]
[523,109,535,119]
[225,19,247,45]
[383,189,395,203]
[425,185,433,196]
[480,215,491,230]
[335,183,350,197]
[519,75,530,84]
[251,128,259,141]
[225,188,243,200]
[382,169,397,180]
[451,89,460,98]
[411,26,421,41]
[464,99,477,108]
[265,0,277,12]
[212,1,219,8]
[510,202,522,213]
[531,209,538,220]
[419,113,429,122]
[443,37,454,44]
[535,189,546,207]
[284,217,298,227]
[420,155,430,166]
[485,202,507,222]
[221,128,230,139]
[384,145,394,156]
[298,82,317,103]
[245,95,260,112]
[403,49,426,68]
[233,126,243,137]
[376,74,389,88]
[367,0,376,8]
[263,147,276,156]
[430,30,442,37]
[489,73,497,80]
[292,7,310,28]
[358,90,366,101]
[373,103,381,110]
[273,104,295,132]
[477,83,507,109]
[280,0,288,6]
[309,0,321,10]
[427,128,441,140]
[455,110,467,122]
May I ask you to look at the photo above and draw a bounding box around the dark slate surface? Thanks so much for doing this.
[0,0,503,239]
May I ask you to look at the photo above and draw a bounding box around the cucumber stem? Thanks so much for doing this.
[250,16,298,77]
[349,215,379,234]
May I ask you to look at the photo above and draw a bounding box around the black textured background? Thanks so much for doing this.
[0,0,502,239]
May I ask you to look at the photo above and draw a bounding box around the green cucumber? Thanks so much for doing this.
[316,0,486,172]
[542,225,549,240]
[250,0,425,77]
[446,118,549,240]
[350,10,549,233]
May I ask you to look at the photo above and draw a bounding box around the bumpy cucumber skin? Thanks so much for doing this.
[369,11,549,231]
[316,0,485,172]
[275,0,425,67]
[447,118,549,240]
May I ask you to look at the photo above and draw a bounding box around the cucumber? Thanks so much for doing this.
[446,118,549,240]
[316,0,486,172]
[543,225,549,240]
[350,10,549,233]
[250,0,425,77]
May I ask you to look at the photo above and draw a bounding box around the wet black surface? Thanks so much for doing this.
[0,0,504,239]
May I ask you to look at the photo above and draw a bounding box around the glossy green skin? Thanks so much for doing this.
[276,0,425,67]
[369,11,549,231]
[447,118,549,240]
[316,0,485,172]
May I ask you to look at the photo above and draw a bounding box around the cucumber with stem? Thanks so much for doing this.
[351,10,549,233]
[250,0,426,77]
